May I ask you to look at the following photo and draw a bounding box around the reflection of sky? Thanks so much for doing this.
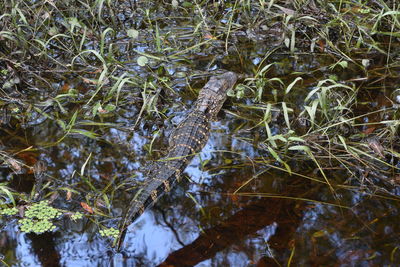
[57,233,110,267]
[122,212,182,261]
[119,210,276,267]
[14,227,41,266]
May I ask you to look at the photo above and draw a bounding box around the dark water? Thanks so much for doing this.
[1,1,400,266]
[1,81,400,266]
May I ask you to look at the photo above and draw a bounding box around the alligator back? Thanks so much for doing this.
[116,72,238,249]
[118,110,210,232]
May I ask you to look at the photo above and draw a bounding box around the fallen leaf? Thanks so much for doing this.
[363,126,376,134]
[66,191,72,201]
[127,29,139,39]
[81,202,94,214]
[204,34,216,40]
[367,137,385,158]
[230,194,239,203]
[61,83,70,93]
[6,158,22,173]
[317,40,325,52]
[82,78,98,85]
[17,152,37,166]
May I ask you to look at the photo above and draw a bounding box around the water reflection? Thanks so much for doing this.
[158,183,306,267]
[1,125,400,266]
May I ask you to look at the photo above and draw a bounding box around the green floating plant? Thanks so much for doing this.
[18,201,62,234]
[24,201,62,220]
[99,227,119,239]
[19,218,56,234]
[2,200,87,235]
[71,212,83,221]
[0,207,18,216]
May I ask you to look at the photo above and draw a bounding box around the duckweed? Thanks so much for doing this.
[18,201,61,234]
[71,212,84,221]
[99,227,119,239]
[0,207,18,216]
[19,218,56,234]
[2,200,87,235]
[24,201,62,220]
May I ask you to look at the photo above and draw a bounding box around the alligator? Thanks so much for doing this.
[116,72,238,250]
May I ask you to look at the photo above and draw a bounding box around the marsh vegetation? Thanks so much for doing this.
[0,0,399,266]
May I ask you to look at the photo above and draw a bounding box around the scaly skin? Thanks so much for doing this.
[116,72,238,250]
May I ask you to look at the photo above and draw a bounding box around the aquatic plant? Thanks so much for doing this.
[99,227,119,239]
[17,201,61,234]
[0,207,18,216]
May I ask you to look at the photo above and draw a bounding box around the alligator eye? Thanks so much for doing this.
[209,81,223,92]
[203,106,212,114]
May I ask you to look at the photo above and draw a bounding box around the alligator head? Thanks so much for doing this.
[195,72,238,120]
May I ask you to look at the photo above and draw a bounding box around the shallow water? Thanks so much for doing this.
[1,85,400,266]
[1,1,400,266]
